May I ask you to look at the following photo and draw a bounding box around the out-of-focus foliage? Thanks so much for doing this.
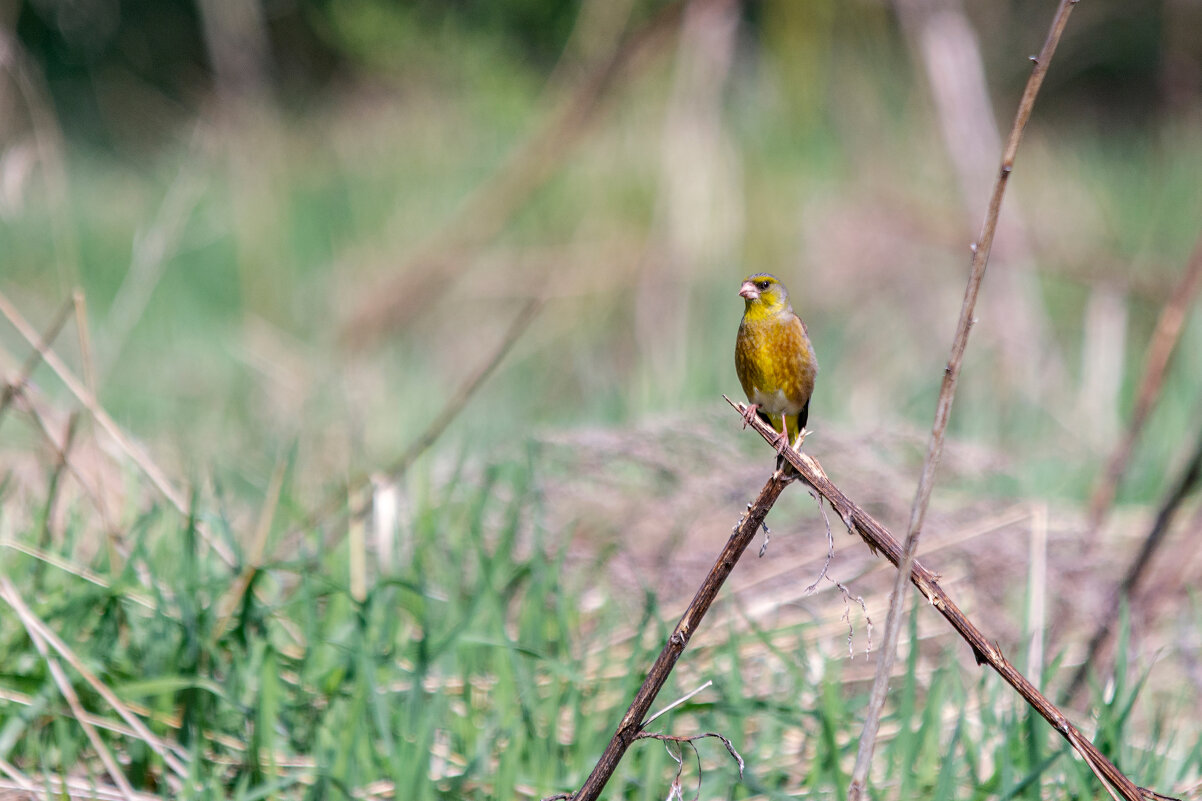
[9,0,1196,150]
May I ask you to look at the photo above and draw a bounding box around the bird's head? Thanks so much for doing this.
[739,273,791,315]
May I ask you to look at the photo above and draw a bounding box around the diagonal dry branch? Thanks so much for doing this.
[850,0,1084,796]
[342,0,690,347]
[728,398,1175,801]
[0,575,190,787]
[1066,418,1202,699]
[0,292,73,428]
[11,606,138,800]
[0,289,237,566]
[279,295,544,568]
[1087,229,1202,529]
[559,469,793,801]
[553,398,1176,801]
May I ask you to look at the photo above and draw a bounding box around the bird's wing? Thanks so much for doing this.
[789,313,817,375]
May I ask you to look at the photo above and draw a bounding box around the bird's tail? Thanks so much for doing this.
[774,411,803,475]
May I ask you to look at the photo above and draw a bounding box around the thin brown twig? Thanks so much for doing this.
[0,536,156,610]
[729,398,1173,801]
[0,307,309,653]
[1087,230,1202,529]
[387,297,545,481]
[287,296,544,560]
[637,730,744,777]
[848,2,1082,797]
[634,730,745,794]
[0,288,237,566]
[0,680,310,770]
[3,577,140,800]
[803,487,835,594]
[0,576,191,782]
[545,0,637,93]
[1065,418,1202,700]
[6,378,116,533]
[559,469,793,801]
[0,291,74,427]
[35,410,80,569]
[211,451,288,645]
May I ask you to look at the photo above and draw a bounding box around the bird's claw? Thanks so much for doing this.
[740,403,760,430]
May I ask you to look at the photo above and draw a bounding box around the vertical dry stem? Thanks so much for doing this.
[847,3,1081,798]
[730,400,1163,801]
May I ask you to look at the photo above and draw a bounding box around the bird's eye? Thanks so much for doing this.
[756,281,770,291]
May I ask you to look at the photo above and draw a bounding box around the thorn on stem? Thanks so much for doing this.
[1029,55,1039,64]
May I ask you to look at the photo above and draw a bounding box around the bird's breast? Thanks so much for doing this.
[735,312,817,415]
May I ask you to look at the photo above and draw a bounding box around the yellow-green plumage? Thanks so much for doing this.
[735,273,817,452]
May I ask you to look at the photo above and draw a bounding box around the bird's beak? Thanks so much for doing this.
[739,281,759,300]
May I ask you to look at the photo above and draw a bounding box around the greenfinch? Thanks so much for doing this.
[735,273,818,459]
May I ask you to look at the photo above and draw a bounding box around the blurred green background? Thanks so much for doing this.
[4,0,1202,489]
[1,0,1201,798]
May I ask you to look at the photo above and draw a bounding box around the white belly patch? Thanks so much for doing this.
[750,386,800,415]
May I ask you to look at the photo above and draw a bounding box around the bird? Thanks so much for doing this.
[734,273,818,467]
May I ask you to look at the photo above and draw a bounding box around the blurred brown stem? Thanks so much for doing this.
[728,398,1173,801]
[1066,418,1202,700]
[342,0,690,348]
[0,292,73,428]
[1087,230,1202,529]
[0,29,80,288]
[893,0,1061,397]
[848,2,1081,798]
[282,297,544,564]
[0,289,237,566]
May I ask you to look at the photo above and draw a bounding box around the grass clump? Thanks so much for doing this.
[1,445,1199,798]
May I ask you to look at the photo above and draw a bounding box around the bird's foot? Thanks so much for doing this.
[771,431,790,455]
[740,403,760,429]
